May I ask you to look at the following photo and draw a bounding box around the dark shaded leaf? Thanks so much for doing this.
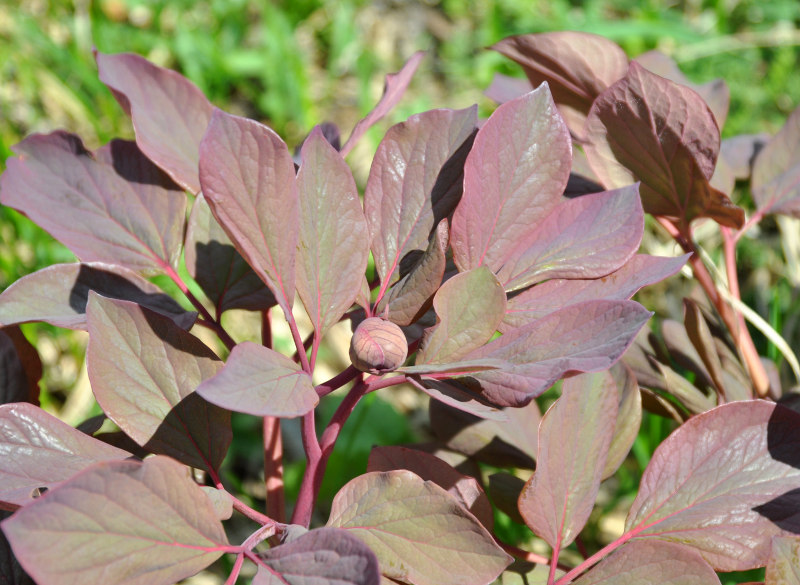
[86,294,230,471]
[626,401,800,571]
[0,403,130,510]
[766,536,800,584]
[752,105,800,217]
[602,362,642,479]
[519,369,619,548]
[0,134,187,274]
[254,527,380,585]
[584,62,744,228]
[2,456,229,585]
[407,378,506,420]
[196,342,318,417]
[95,51,213,193]
[199,109,298,314]
[365,107,477,293]
[0,263,196,330]
[573,541,721,584]
[0,328,40,406]
[185,195,275,314]
[297,128,369,337]
[0,511,33,585]
[341,52,425,157]
[488,473,526,524]
[451,85,571,275]
[327,470,511,585]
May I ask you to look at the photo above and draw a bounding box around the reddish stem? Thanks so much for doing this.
[223,554,245,585]
[263,416,285,524]
[316,365,361,398]
[208,468,276,527]
[548,545,560,585]
[291,410,322,527]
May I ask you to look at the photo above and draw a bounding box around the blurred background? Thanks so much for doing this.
[1,2,800,582]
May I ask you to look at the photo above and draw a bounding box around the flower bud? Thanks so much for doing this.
[349,317,408,374]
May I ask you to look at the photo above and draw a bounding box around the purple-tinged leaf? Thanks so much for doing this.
[0,403,130,510]
[573,541,721,585]
[196,342,318,417]
[0,510,33,585]
[683,298,740,400]
[297,128,369,337]
[766,536,800,584]
[376,221,448,327]
[365,107,477,294]
[2,456,229,585]
[0,327,41,406]
[327,470,511,585]
[584,62,744,228]
[367,446,494,529]
[602,363,642,479]
[185,195,275,314]
[200,486,233,521]
[95,51,213,193]
[626,400,800,571]
[417,268,506,364]
[451,85,572,275]
[199,109,298,313]
[253,527,380,585]
[429,399,540,469]
[462,300,652,407]
[484,73,532,105]
[502,254,688,330]
[407,378,507,421]
[752,105,800,217]
[495,185,644,292]
[519,369,619,549]
[0,263,196,330]
[0,134,187,274]
[720,134,769,181]
[86,294,230,471]
[341,52,425,158]
[399,358,508,376]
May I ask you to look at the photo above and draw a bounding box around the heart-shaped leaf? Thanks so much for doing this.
[626,400,800,571]
[2,456,229,585]
[297,127,370,338]
[86,293,230,471]
[327,470,511,585]
[95,51,214,193]
[0,327,41,406]
[752,104,800,217]
[0,403,130,510]
[199,109,299,314]
[196,342,318,417]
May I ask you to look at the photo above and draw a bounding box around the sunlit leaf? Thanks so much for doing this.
[602,362,642,479]
[766,536,800,584]
[752,105,800,217]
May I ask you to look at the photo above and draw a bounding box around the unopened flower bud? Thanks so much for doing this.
[349,317,408,374]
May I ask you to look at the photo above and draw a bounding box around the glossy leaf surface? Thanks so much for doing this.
[752,105,800,217]
[297,128,369,337]
[199,109,298,313]
[196,342,318,417]
[626,400,800,571]
[0,403,130,509]
[86,294,230,471]
[96,51,213,193]
[327,470,510,585]
[2,456,229,585]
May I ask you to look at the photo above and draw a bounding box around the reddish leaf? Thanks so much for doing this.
[327,470,511,585]
[451,85,572,275]
[0,134,187,274]
[95,51,213,193]
[199,109,298,313]
[367,446,494,529]
[766,536,800,584]
[461,300,652,407]
[519,369,619,549]
[407,378,507,421]
[0,263,196,330]
[297,128,370,337]
[626,401,800,571]
[86,294,230,471]
[584,62,744,228]
[417,268,506,364]
[185,195,275,314]
[720,134,769,181]
[0,511,33,585]
[196,342,318,417]
[484,73,532,105]
[495,184,644,292]
[752,105,800,217]
[365,107,477,294]
[0,403,129,510]
[0,328,41,406]
[573,541,721,584]
[502,254,688,330]
[254,527,380,585]
[602,362,642,479]
[2,456,229,585]
[341,52,426,157]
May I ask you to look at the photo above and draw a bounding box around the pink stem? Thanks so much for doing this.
[223,554,245,585]
[263,416,285,523]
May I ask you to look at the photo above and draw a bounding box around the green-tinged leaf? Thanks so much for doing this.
[398,358,508,376]
[488,473,526,524]
[500,562,558,584]
[752,104,800,217]
[766,536,800,584]
[417,268,506,364]
[86,294,230,471]
[2,456,229,585]
[602,362,642,479]
[200,487,233,521]
[297,127,369,337]
[327,470,511,585]
[196,342,318,417]
[683,299,733,400]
